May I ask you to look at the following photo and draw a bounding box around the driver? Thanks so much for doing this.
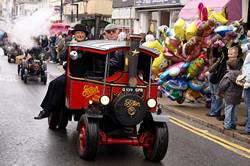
[34,24,89,120]
[104,24,124,72]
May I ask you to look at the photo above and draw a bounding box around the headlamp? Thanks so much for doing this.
[70,51,78,60]
[147,98,157,108]
[100,96,110,106]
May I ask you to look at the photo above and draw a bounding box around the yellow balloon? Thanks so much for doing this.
[152,53,170,75]
[208,11,228,25]
[144,40,164,53]
[143,40,170,75]
[185,22,197,41]
[174,18,186,40]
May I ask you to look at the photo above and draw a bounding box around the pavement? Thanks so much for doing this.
[158,96,250,144]
[47,62,250,144]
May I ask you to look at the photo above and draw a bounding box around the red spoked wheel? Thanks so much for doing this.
[77,115,99,160]
[143,122,169,162]
[79,123,86,152]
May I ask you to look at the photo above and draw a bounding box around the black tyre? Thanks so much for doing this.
[43,75,47,85]
[23,69,28,84]
[77,115,99,160]
[17,65,20,75]
[24,75,27,84]
[143,122,169,162]
[176,97,185,104]
[8,58,11,63]
[48,112,59,130]
[21,69,24,80]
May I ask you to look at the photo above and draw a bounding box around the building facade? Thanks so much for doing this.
[111,0,187,36]
[0,0,3,17]
[13,0,49,17]
[112,0,135,33]
[48,0,112,23]
[134,0,186,36]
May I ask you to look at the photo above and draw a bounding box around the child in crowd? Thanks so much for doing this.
[227,46,243,70]
[218,58,243,130]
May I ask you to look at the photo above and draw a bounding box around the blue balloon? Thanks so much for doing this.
[214,26,233,37]
[167,78,188,90]
[160,70,170,81]
[188,79,204,91]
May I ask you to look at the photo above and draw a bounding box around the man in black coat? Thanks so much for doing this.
[34,24,89,119]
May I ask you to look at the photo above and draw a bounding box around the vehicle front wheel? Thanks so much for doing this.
[77,115,99,160]
[143,122,169,162]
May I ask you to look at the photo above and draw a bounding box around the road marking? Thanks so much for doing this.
[0,74,18,82]
[169,116,250,159]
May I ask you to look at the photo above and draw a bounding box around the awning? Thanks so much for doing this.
[179,0,242,23]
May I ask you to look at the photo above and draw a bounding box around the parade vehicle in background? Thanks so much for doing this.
[7,43,22,63]
[49,22,70,35]
[19,50,47,85]
[49,36,169,162]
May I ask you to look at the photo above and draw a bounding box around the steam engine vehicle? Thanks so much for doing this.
[49,37,169,162]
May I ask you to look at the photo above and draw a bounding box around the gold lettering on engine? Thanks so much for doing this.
[124,99,140,116]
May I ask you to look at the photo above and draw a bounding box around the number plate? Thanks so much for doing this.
[122,87,143,93]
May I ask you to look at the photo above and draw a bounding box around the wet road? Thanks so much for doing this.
[0,50,249,166]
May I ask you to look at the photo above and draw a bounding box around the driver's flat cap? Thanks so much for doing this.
[104,24,119,31]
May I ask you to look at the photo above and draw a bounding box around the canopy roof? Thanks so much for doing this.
[69,40,159,58]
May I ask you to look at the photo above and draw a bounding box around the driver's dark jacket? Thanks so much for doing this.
[109,51,123,69]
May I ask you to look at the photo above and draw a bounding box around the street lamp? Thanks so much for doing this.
[71,0,74,22]
[60,0,63,22]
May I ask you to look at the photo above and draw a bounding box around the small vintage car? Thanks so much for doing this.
[49,36,169,162]
[7,43,23,63]
[19,50,47,84]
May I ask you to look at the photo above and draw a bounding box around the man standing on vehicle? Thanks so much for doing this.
[34,24,89,120]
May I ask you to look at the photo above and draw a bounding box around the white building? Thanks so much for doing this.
[14,0,49,17]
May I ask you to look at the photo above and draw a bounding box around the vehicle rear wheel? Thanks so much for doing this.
[143,122,169,162]
[8,57,11,63]
[48,112,59,130]
[77,115,99,160]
